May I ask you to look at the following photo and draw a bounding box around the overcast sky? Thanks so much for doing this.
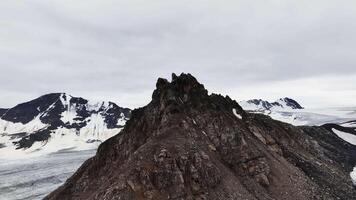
[1,0,356,109]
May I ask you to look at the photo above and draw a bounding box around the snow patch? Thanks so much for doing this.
[332,128,356,145]
[0,115,48,135]
[117,113,127,126]
[79,113,120,141]
[60,93,77,124]
[239,101,265,111]
[351,167,356,186]
[61,108,79,125]
[340,121,356,128]
[86,99,110,112]
[232,108,242,119]
[268,111,309,126]
[0,124,122,160]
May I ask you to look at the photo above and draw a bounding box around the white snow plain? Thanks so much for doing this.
[241,105,356,126]
[0,149,96,200]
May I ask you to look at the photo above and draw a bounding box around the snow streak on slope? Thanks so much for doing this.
[0,116,48,135]
[351,167,356,186]
[232,108,242,119]
[341,121,356,128]
[332,128,356,146]
[330,128,356,186]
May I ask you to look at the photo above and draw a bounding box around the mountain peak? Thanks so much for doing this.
[152,73,209,115]
[153,73,207,100]
[46,73,356,200]
[241,97,303,111]
[278,97,304,109]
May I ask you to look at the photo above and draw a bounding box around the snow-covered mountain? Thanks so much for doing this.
[0,93,130,158]
[241,98,356,167]
[239,97,303,111]
[240,98,356,126]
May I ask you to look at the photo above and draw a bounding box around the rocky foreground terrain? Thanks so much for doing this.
[46,73,356,200]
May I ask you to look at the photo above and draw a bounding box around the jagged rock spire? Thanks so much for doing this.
[153,73,208,104]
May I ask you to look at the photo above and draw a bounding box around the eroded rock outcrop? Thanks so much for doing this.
[46,73,356,200]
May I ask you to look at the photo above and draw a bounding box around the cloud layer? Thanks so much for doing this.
[1,0,356,108]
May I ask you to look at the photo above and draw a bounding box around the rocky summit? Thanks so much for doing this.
[46,73,356,200]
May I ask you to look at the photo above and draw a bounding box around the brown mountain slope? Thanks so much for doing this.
[46,73,356,200]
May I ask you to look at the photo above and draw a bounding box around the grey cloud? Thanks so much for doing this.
[1,0,356,108]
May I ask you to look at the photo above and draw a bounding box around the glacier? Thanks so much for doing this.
[0,149,96,200]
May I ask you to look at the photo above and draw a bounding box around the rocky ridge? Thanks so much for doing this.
[46,73,356,200]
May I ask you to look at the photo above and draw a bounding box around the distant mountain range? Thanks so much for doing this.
[1,92,355,161]
[0,93,130,158]
[1,77,355,200]
[240,97,356,168]
[240,98,356,127]
[239,97,303,111]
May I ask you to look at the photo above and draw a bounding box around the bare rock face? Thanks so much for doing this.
[45,73,356,200]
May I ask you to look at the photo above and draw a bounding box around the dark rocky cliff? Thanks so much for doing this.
[46,73,356,200]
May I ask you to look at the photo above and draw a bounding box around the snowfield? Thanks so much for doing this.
[241,104,356,126]
[0,116,48,135]
[0,149,96,200]
[0,119,123,160]
[269,107,356,126]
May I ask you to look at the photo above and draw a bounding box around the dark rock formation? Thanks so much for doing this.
[46,73,356,200]
[0,108,8,116]
[246,99,280,110]
[280,97,304,109]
